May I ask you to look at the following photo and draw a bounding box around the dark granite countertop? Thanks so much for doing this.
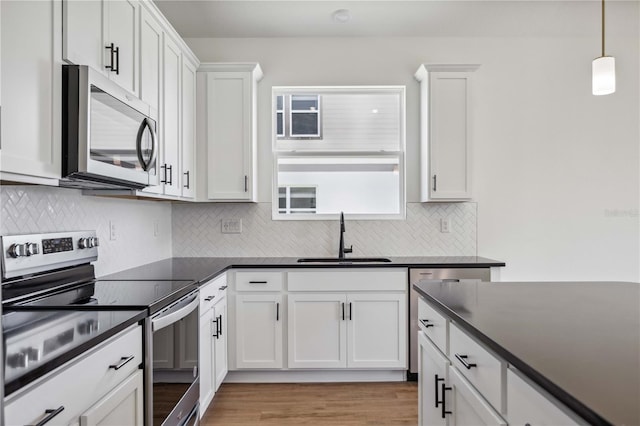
[101,256,505,283]
[3,309,146,395]
[414,280,640,426]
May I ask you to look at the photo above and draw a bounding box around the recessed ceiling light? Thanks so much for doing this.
[332,9,352,24]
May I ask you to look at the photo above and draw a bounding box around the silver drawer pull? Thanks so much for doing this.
[219,285,228,290]
[454,353,477,369]
[33,406,64,426]
[420,319,434,328]
[109,355,135,370]
[249,281,267,284]
[205,295,216,301]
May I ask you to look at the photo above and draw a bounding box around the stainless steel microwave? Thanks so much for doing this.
[61,65,159,189]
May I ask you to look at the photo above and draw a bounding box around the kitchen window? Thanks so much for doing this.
[272,86,406,220]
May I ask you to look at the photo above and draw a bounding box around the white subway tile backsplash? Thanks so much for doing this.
[172,202,476,257]
[0,186,172,277]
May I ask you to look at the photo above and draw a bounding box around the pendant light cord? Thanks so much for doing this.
[601,0,606,57]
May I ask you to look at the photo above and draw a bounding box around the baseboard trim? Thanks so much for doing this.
[224,370,407,383]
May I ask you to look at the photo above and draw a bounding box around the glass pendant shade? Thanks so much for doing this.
[592,56,616,96]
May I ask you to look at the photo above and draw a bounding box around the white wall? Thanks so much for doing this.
[186,13,640,281]
[0,186,172,277]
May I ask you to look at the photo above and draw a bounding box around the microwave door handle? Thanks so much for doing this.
[151,292,198,332]
[136,118,156,172]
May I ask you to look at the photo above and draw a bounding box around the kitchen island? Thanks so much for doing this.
[414,280,640,426]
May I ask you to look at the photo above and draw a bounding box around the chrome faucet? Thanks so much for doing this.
[338,212,353,259]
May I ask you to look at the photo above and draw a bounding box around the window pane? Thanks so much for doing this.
[278,187,286,209]
[276,112,284,136]
[291,113,318,135]
[291,95,318,111]
[276,95,283,110]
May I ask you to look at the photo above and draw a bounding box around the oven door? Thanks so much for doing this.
[150,291,199,426]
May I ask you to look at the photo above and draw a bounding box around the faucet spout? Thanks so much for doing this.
[338,212,353,259]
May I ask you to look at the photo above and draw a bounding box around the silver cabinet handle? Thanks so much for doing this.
[184,171,190,189]
[204,295,215,301]
[33,406,65,426]
[109,355,135,370]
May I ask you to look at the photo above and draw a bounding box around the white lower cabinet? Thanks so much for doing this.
[448,366,507,426]
[288,293,347,369]
[235,294,283,369]
[213,296,228,389]
[78,370,144,426]
[418,331,448,426]
[5,325,143,426]
[287,292,407,369]
[507,368,579,426]
[199,274,228,416]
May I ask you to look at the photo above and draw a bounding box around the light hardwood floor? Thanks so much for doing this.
[201,382,418,425]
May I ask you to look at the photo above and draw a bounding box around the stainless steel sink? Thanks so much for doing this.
[297,257,392,263]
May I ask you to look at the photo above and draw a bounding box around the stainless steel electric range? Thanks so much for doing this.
[2,231,200,426]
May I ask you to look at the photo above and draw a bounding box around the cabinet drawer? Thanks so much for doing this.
[200,273,227,312]
[448,365,507,426]
[5,325,142,426]
[288,269,406,292]
[507,368,579,426]
[450,322,504,412]
[418,297,448,354]
[235,271,283,292]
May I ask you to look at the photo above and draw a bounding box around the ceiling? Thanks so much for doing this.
[153,0,638,38]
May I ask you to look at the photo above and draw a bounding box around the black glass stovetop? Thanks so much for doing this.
[5,279,196,315]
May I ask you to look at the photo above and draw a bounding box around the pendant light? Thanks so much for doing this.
[592,0,615,95]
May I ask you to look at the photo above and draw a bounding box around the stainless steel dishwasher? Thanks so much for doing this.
[408,268,491,378]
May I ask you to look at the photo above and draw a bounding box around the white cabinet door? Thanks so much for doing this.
[205,71,252,200]
[347,293,407,369]
[288,293,347,369]
[200,63,262,202]
[79,370,144,426]
[139,5,162,113]
[415,65,478,202]
[429,71,472,200]
[507,369,579,426]
[1,0,61,182]
[181,56,197,198]
[105,0,138,95]
[161,34,182,197]
[235,294,283,369]
[419,331,449,426]
[62,0,103,72]
[448,366,507,426]
[199,307,215,415]
[213,296,228,390]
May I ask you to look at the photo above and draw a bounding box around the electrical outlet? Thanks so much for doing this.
[109,220,117,240]
[440,218,451,233]
[222,219,242,234]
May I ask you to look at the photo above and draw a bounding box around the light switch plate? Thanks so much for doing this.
[222,219,242,234]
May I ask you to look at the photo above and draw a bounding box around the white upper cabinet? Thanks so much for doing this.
[63,0,139,96]
[160,34,182,197]
[415,64,480,202]
[197,63,263,202]
[139,5,162,113]
[0,0,62,183]
[181,56,197,198]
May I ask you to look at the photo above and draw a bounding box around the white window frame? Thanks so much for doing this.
[275,95,285,137]
[278,185,318,214]
[288,95,321,138]
[272,86,406,221]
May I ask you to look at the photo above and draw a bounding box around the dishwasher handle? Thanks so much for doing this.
[152,291,198,332]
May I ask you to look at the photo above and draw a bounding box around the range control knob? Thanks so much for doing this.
[89,237,99,248]
[9,242,39,257]
[26,243,40,256]
[78,238,90,249]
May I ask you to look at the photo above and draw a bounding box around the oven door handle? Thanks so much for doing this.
[152,292,198,332]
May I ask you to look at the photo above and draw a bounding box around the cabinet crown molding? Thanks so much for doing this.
[198,62,263,81]
[414,64,481,81]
